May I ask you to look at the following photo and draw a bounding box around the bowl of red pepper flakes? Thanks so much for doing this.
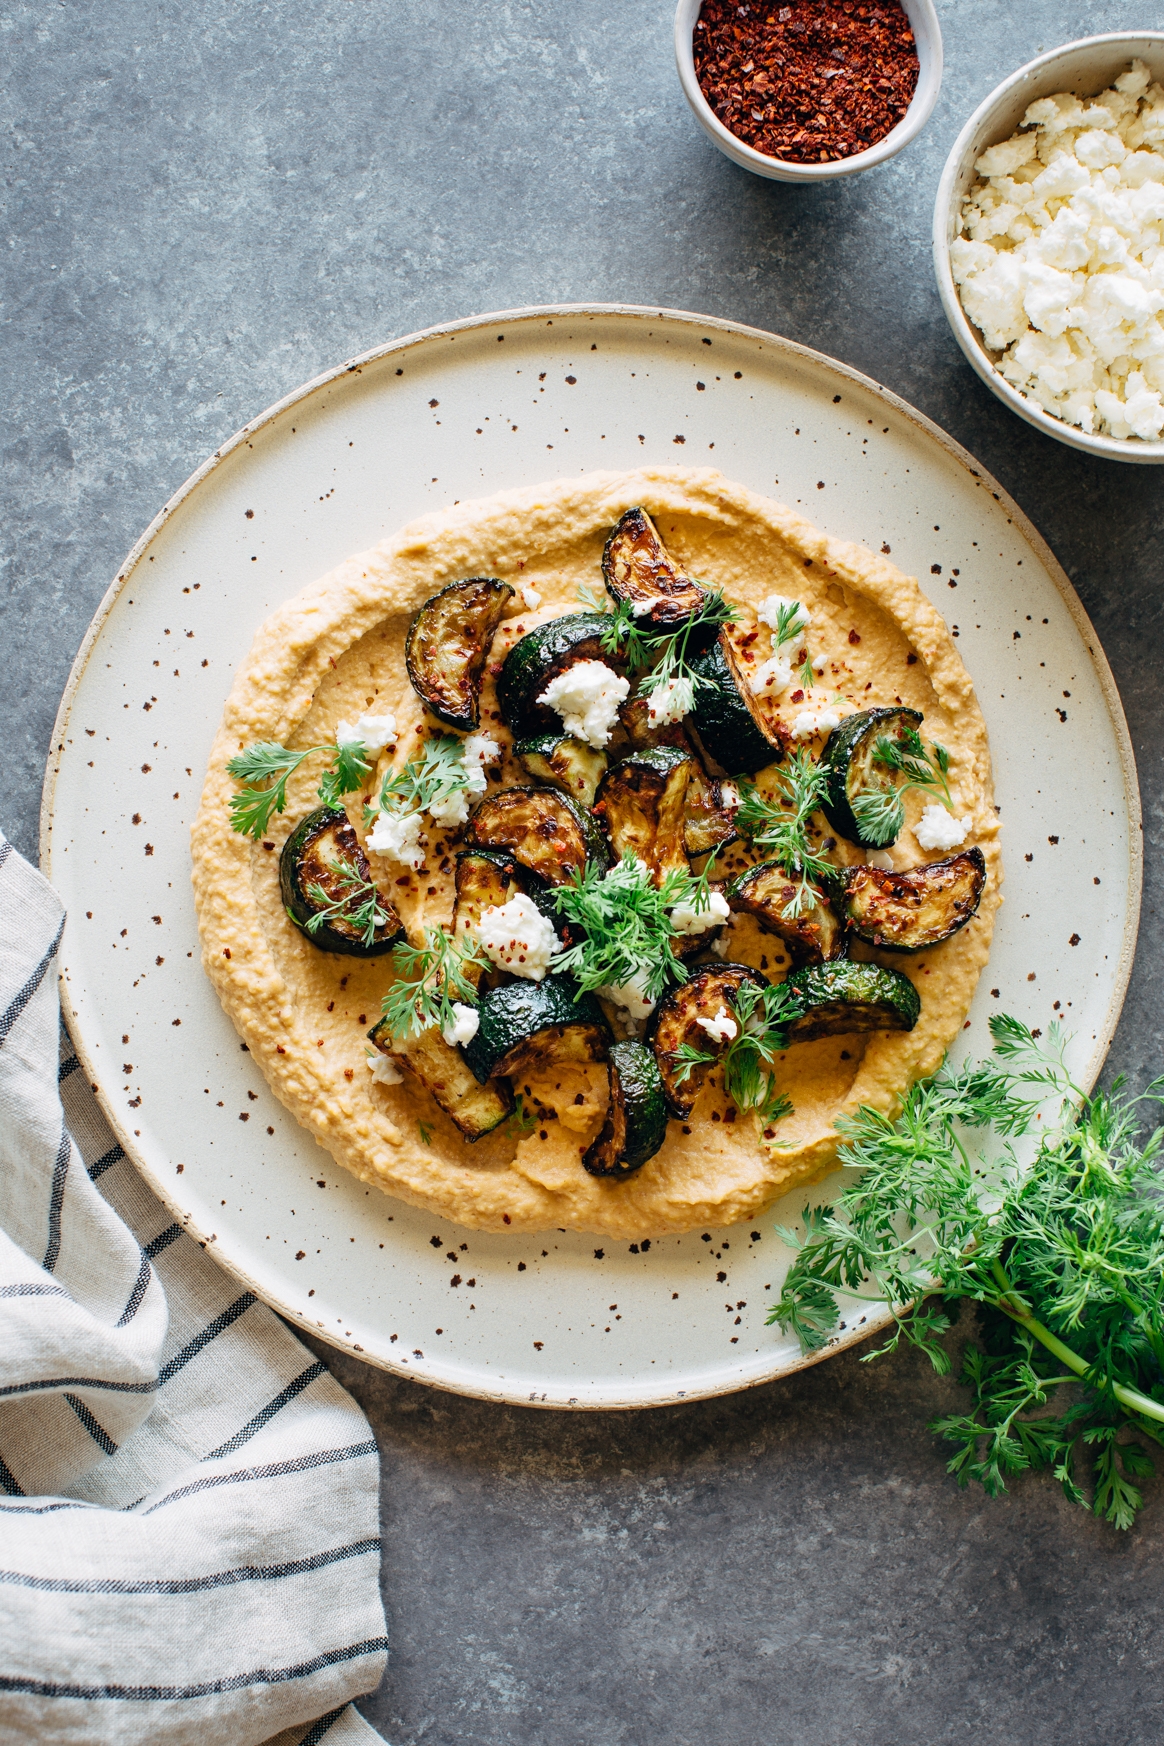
[676,0,942,181]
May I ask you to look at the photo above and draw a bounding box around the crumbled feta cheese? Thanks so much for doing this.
[757,594,811,634]
[670,889,731,935]
[719,781,741,808]
[462,732,501,777]
[520,584,543,610]
[790,706,842,741]
[630,600,655,619]
[914,806,970,852]
[951,59,1164,441]
[427,788,471,828]
[366,808,426,869]
[366,1052,404,1086]
[595,971,656,1021]
[335,711,399,755]
[476,893,561,981]
[537,660,630,749]
[696,1008,738,1045]
[709,932,730,958]
[442,1002,480,1048]
[749,653,793,696]
[646,675,696,727]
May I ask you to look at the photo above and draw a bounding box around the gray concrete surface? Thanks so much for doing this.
[4,2,1164,1741]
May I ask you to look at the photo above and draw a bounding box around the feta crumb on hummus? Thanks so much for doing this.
[520,584,543,610]
[595,970,656,1021]
[367,808,426,869]
[367,1052,404,1085]
[335,711,399,754]
[538,660,630,748]
[749,653,793,696]
[757,594,811,634]
[476,892,561,981]
[791,705,842,741]
[914,806,970,852]
[442,1002,481,1047]
[696,1008,738,1044]
[646,675,696,727]
[951,59,1164,441]
[670,889,731,934]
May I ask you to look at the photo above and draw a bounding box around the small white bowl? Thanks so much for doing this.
[674,0,942,183]
[933,33,1164,465]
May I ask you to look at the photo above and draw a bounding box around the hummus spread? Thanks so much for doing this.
[191,467,1000,1237]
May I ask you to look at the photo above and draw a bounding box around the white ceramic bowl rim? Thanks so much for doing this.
[674,0,943,181]
[933,31,1164,462]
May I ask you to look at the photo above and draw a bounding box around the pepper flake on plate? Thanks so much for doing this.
[693,0,920,165]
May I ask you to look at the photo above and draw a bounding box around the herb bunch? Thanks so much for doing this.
[303,864,394,948]
[551,853,715,1002]
[736,750,834,915]
[674,978,804,1125]
[378,930,488,1041]
[771,1016,1164,1529]
[226,739,370,840]
[768,598,817,692]
[580,584,737,706]
[852,727,953,847]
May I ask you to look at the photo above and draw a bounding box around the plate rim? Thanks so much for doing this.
[39,302,1143,1409]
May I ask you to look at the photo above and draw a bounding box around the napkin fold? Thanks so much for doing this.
[0,833,388,1745]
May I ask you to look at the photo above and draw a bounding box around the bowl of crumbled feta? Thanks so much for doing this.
[934,35,1164,461]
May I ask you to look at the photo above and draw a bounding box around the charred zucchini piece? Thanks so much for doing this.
[366,1017,513,1139]
[497,613,622,736]
[783,960,920,1043]
[647,963,768,1118]
[618,691,696,753]
[602,506,709,631]
[583,1041,668,1177]
[462,975,610,1084]
[689,630,788,775]
[595,748,698,878]
[514,733,607,810]
[405,578,513,730]
[280,807,404,957]
[453,849,524,989]
[842,848,986,953]
[683,770,741,858]
[728,860,845,964]
[464,786,609,886]
[820,706,924,848]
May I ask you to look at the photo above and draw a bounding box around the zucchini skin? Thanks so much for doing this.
[514,733,608,810]
[280,807,404,957]
[819,706,923,848]
[783,960,920,1042]
[405,577,513,730]
[464,786,610,885]
[842,848,986,953]
[595,747,697,878]
[619,692,697,755]
[601,506,709,632]
[462,976,611,1084]
[583,1041,669,1177]
[366,1017,514,1139]
[689,631,788,775]
[497,613,622,736]
[727,860,846,964]
[683,770,741,858]
[647,963,768,1118]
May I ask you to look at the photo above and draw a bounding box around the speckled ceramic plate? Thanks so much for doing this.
[42,306,1140,1410]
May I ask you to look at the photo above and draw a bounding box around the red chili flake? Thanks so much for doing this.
[692,0,918,164]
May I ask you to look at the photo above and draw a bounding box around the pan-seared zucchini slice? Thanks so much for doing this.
[464,786,609,886]
[280,807,404,957]
[728,860,845,964]
[453,849,524,989]
[647,963,767,1118]
[405,578,513,730]
[514,733,607,810]
[842,848,986,953]
[462,975,610,1083]
[366,1017,513,1139]
[595,748,698,878]
[618,691,696,754]
[602,506,708,631]
[783,960,920,1043]
[820,706,924,848]
[690,630,788,775]
[583,1041,669,1177]
[683,770,741,858]
[497,613,622,736]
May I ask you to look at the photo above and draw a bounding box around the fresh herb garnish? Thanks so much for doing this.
[507,1093,540,1137]
[378,930,488,1041]
[673,978,803,1124]
[226,738,370,841]
[767,599,817,691]
[850,727,953,847]
[371,734,476,822]
[303,863,394,948]
[580,586,737,708]
[770,1016,1164,1529]
[551,854,710,1002]
[736,750,833,915]
[418,1120,434,1146]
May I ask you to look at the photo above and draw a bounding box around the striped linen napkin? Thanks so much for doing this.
[0,831,389,1745]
